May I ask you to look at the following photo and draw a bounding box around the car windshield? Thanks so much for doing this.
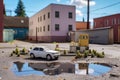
[44,47,51,51]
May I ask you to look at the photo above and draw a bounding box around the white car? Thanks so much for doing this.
[29,46,60,60]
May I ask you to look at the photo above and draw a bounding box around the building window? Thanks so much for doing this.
[68,25,73,31]
[106,20,109,26]
[38,17,39,22]
[40,16,42,21]
[114,18,116,24]
[94,22,96,27]
[118,18,120,24]
[104,20,107,26]
[40,27,42,32]
[48,25,50,31]
[43,26,45,31]
[55,11,59,18]
[68,12,73,18]
[48,12,50,19]
[44,14,45,20]
[55,24,59,31]
[112,19,114,25]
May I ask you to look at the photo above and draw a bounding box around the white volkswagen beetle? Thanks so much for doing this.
[29,46,60,60]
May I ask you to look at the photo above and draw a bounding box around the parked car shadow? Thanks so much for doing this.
[25,57,58,61]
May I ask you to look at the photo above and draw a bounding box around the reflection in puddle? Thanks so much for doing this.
[29,62,75,75]
[75,63,111,76]
[11,61,111,76]
[12,61,45,76]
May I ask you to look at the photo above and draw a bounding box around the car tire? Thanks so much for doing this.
[46,54,52,60]
[30,53,35,59]
[55,57,59,60]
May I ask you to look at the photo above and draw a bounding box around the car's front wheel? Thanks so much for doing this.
[30,53,35,59]
[55,56,59,60]
[46,54,52,60]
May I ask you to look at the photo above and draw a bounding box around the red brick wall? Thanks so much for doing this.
[94,14,120,43]
[0,0,3,42]
[76,22,87,30]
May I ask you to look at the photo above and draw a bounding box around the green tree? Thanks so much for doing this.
[15,0,26,17]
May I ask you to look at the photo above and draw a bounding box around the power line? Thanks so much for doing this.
[5,9,13,16]
[91,1,120,12]
[6,9,37,13]
[5,9,37,16]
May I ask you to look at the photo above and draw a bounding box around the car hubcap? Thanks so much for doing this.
[31,54,34,58]
[47,55,51,60]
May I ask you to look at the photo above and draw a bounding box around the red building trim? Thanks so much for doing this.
[0,0,4,42]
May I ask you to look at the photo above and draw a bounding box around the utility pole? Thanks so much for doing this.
[87,0,90,73]
[87,0,90,29]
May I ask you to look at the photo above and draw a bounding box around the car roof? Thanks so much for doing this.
[33,46,46,48]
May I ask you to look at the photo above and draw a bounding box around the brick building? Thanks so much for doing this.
[76,21,88,30]
[0,0,4,42]
[94,14,120,43]
[29,4,76,42]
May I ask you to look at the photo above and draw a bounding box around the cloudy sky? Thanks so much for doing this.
[4,0,120,23]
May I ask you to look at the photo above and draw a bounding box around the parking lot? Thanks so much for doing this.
[1,40,120,58]
[0,40,120,80]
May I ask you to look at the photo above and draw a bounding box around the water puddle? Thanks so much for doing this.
[11,61,111,76]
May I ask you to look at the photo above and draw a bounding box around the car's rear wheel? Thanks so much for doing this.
[30,53,35,59]
[46,54,52,60]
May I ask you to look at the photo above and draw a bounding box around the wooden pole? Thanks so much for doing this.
[87,0,90,29]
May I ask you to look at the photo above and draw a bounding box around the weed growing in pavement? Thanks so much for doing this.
[75,49,105,59]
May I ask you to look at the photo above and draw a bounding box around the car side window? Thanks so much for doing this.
[39,48,44,51]
[33,47,39,51]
